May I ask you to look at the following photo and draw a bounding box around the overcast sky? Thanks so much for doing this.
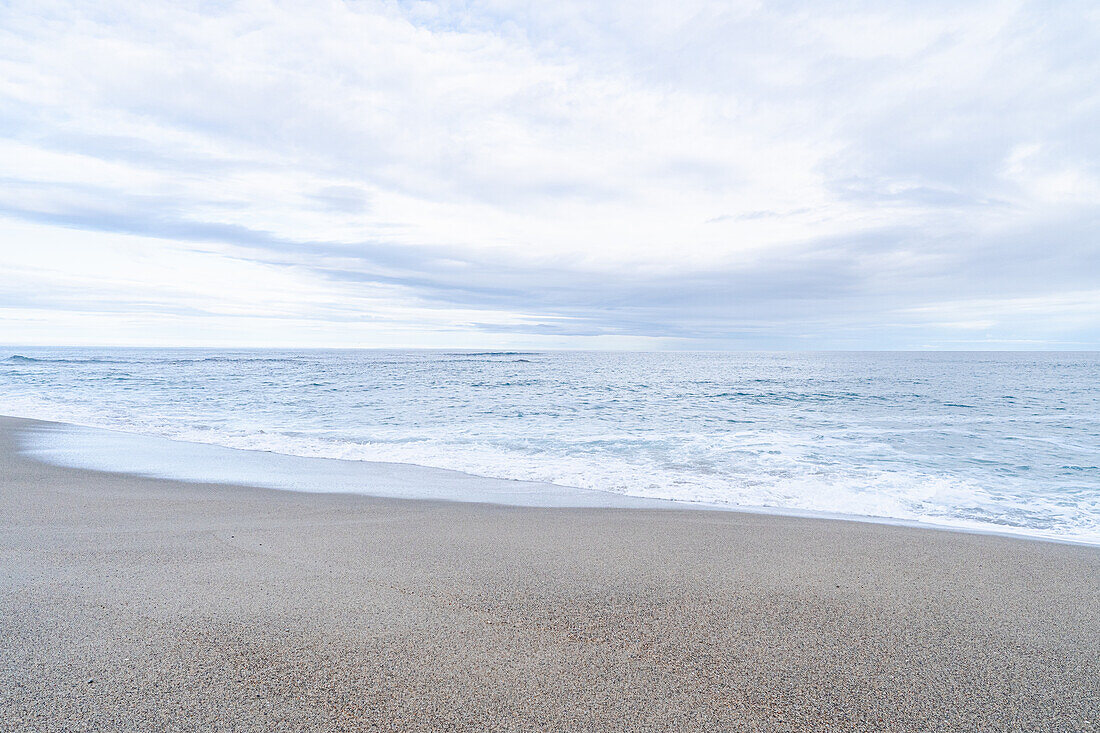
[1,0,1098,348]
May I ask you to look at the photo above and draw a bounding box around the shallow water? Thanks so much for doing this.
[3,349,1098,543]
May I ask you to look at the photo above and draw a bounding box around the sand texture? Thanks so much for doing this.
[2,416,1099,731]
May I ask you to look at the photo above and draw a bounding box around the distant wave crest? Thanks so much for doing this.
[6,354,124,365]
[164,356,303,365]
[440,352,540,357]
[5,354,303,366]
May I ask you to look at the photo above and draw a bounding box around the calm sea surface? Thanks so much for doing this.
[3,349,1098,543]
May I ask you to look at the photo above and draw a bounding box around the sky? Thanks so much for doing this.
[1,0,1098,349]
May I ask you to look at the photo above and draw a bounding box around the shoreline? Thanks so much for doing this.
[3,414,1099,730]
[11,413,1098,547]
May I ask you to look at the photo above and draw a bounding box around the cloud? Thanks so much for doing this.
[0,0,1097,348]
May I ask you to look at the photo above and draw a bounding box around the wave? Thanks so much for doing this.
[6,352,537,367]
[17,414,1100,545]
[439,351,540,357]
[5,355,126,365]
[164,356,304,365]
[5,354,303,366]
[4,350,1098,544]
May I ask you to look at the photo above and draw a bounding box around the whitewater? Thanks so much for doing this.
[3,349,1098,543]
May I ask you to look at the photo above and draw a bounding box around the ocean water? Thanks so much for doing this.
[3,348,1099,543]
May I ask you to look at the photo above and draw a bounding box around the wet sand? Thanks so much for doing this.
[2,415,1098,731]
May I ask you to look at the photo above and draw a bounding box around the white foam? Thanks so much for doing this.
[5,350,1099,546]
[13,417,1100,545]
[16,422,680,509]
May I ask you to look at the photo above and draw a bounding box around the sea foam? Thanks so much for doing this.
[4,349,1099,543]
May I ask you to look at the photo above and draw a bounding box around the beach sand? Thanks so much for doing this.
[2,416,1098,731]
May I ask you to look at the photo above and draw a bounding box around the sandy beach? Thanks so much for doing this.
[2,415,1098,731]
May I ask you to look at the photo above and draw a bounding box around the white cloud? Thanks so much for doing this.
[0,0,1097,347]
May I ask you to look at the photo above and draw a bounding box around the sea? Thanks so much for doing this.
[3,348,1098,544]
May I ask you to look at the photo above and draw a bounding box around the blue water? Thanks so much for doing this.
[3,349,1098,543]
